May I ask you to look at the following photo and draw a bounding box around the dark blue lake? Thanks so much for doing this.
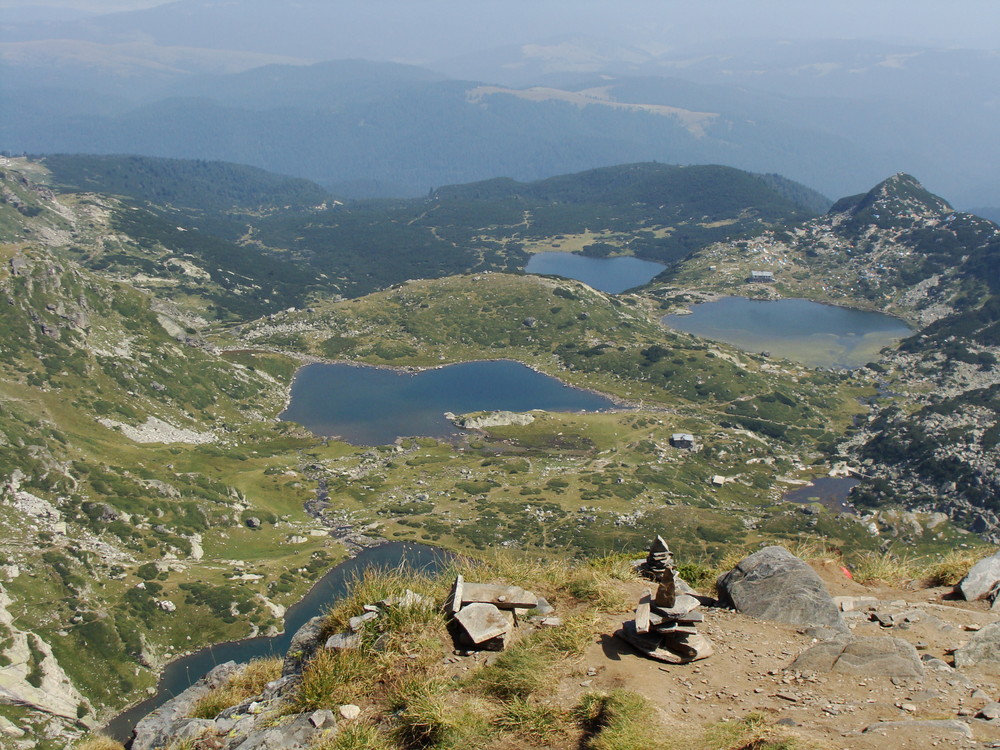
[107,543,449,743]
[280,360,616,445]
[525,252,666,293]
[662,297,911,368]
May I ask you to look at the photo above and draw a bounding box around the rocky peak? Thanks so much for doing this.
[829,173,954,226]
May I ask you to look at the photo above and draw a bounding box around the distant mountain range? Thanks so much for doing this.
[1,2,997,205]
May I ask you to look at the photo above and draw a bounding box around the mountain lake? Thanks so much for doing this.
[662,297,911,369]
[279,360,617,445]
[525,252,666,293]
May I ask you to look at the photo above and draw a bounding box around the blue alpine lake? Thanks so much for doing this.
[279,360,617,445]
[525,252,666,293]
[662,297,911,369]
[106,543,449,743]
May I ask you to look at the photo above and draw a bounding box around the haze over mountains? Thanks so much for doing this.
[2,1,999,206]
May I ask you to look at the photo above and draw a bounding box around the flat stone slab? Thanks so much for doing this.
[833,595,879,612]
[455,602,513,644]
[449,575,464,614]
[461,582,538,609]
[651,594,701,618]
[325,632,361,650]
[790,636,924,677]
[635,590,651,634]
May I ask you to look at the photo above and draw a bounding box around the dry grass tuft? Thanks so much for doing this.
[189,656,283,720]
[575,689,658,750]
[313,722,389,750]
[700,712,805,750]
[493,697,568,743]
[920,547,995,587]
[850,551,918,585]
[391,678,490,749]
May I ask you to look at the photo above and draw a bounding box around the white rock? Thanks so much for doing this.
[339,704,361,720]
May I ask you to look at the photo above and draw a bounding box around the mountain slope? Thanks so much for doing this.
[0,163,350,747]
[660,173,1000,540]
[28,156,820,308]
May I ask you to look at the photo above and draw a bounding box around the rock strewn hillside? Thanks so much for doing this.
[661,173,1000,540]
[0,163,350,747]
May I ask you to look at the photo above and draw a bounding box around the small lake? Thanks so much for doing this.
[662,297,911,369]
[279,360,617,445]
[783,477,860,514]
[525,252,666,293]
[106,542,449,743]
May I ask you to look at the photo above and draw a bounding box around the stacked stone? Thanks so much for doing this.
[449,575,550,651]
[617,536,713,663]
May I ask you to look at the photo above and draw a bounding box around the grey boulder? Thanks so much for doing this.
[228,711,335,749]
[716,546,844,629]
[790,636,924,677]
[955,622,1000,668]
[283,615,327,676]
[958,550,1000,601]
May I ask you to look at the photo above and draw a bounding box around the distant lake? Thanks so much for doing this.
[662,297,911,368]
[783,477,860,514]
[280,360,616,445]
[525,252,666,293]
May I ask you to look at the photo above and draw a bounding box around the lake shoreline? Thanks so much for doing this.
[278,359,623,445]
[661,296,912,369]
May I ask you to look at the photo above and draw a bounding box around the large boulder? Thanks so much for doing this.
[958,550,1000,601]
[954,621,1000,668]
[716,546,844,629]
[790,636,924,677]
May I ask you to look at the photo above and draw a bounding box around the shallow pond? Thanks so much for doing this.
[106,542,449,743]
[662,297,911,368]
[279,360,617,445]
[783,477,860,514]
[525,252,666,293]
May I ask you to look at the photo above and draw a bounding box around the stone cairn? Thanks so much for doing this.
[616,536,714,663]
[447,575,557,651]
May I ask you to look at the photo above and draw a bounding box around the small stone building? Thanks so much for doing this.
[670,433,695,450]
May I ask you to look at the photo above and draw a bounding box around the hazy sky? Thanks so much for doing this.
[3,0,1000,50]
[1,0,162,12]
